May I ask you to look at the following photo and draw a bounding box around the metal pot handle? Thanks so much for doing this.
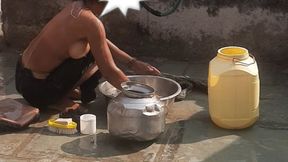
[142,104,162,116]
[233,54,256,66]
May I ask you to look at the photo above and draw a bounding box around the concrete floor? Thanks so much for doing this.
[0,46,288,162]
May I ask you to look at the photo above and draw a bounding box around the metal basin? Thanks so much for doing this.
[98,75,181,108]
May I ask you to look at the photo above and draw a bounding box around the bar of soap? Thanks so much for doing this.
[54,118,73,125]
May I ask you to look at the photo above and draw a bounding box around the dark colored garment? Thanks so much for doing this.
[15,52,102,108]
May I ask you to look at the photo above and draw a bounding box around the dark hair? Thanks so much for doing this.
[73,0,99,7]
[73,0,90,5]
[83,0,99,6]
[83,0,88,5]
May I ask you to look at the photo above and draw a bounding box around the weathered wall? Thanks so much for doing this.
[1,0,70,48]
[106,0,288,63]
[0,0,2,19]
[2,0,288,63]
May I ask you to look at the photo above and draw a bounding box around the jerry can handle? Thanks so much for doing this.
[233,54,256,66]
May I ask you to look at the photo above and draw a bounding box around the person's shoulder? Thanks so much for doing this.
[77,10,105,35]
[79,10,101,26]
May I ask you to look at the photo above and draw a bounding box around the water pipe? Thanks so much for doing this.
[140,0,182,17]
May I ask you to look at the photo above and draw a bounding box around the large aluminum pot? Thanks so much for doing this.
[99,75,182,109]
[107,81,165,141]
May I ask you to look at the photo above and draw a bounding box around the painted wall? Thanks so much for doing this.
[2,0,288,63]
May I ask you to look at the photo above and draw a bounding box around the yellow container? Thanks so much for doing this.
[208,46,260,129]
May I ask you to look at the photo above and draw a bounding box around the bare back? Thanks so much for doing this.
[21,1,128,89]
[22,2,94,75]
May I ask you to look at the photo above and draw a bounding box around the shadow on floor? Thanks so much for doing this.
[61,132,154,158]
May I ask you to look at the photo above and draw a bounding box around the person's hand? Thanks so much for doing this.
[129,59,161,75]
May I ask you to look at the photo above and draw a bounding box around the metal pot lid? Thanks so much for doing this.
[121,81,155,98]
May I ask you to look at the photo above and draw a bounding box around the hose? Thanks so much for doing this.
[140,0,182,17]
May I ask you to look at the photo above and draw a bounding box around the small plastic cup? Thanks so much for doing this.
[80,114,96,135]
[80,114,97,148]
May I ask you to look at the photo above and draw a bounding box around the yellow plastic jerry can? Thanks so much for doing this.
[208,46,260,129]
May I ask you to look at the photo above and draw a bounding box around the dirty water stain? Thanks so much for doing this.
[153,100,204,161]
[166,100,203,124]
[155,120,185,161]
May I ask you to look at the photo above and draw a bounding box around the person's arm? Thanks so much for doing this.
[106,39,161,75]
[82,14,128,89]
[106,39,134,65]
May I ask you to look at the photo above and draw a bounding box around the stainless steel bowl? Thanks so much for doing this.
[98,75,181,108]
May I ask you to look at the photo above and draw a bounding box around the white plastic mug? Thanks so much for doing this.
[80,114,96,135]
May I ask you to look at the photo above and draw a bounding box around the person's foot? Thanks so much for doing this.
[68,87,96,104]
[68,88,81,101]
[48,98,87,113]
[57,98,88,131]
